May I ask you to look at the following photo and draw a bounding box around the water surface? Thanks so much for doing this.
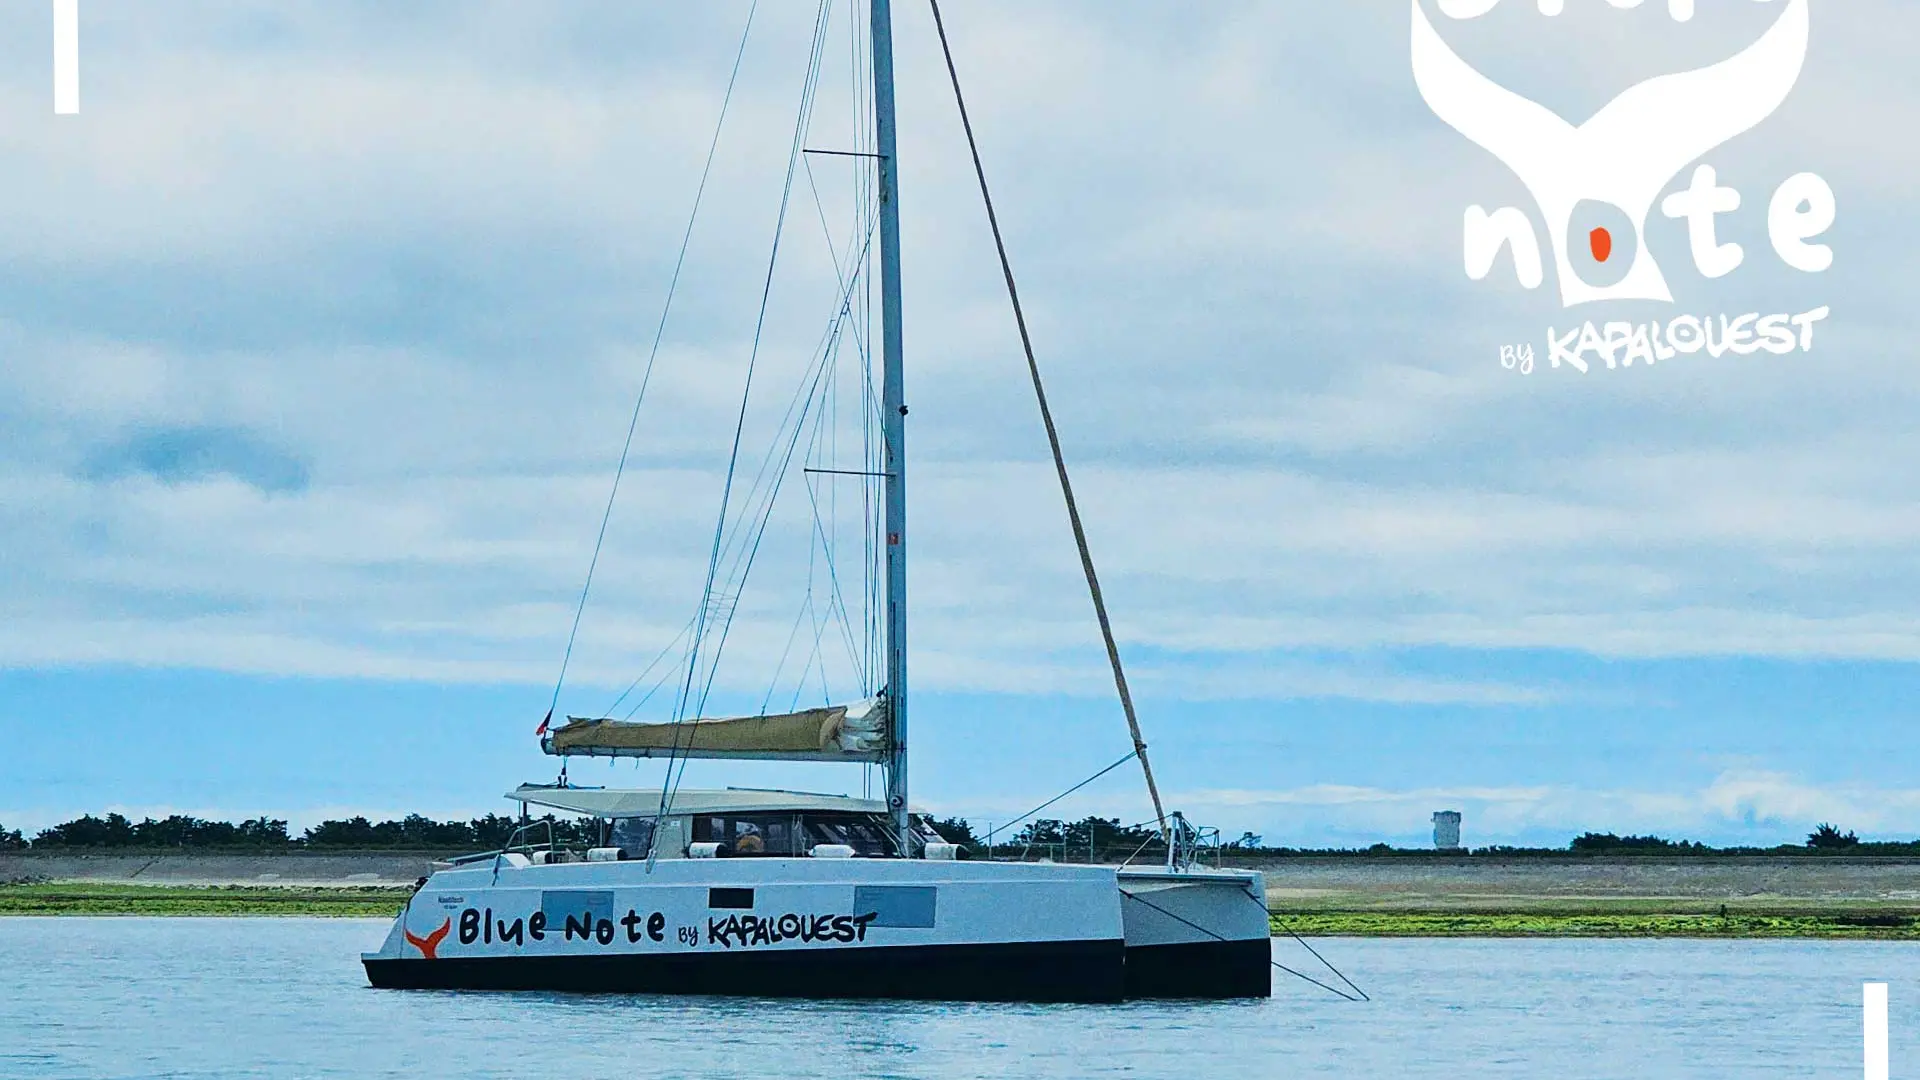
[1,918,1913,1078]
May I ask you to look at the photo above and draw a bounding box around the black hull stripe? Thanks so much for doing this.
[364,938,1270,1001]
[1124,939,1273,999]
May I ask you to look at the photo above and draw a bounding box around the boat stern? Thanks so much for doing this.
[1118,868,1270,998]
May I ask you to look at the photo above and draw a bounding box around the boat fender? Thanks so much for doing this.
[688,842,726,859]
[922,842,960,861]
[585,847,623,862]
[809,844,856,859]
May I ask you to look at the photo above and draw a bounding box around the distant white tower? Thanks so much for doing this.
[1432,810,1463,851]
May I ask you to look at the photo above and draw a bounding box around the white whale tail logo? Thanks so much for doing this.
[1411,0,1811,306]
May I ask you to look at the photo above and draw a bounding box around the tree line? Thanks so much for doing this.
[962,819,1920,858]
[2,812,1913,856]
[0,812,593,851]
[1,812,1174,855]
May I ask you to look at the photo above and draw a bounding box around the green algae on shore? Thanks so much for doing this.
[1273,910,1920,939]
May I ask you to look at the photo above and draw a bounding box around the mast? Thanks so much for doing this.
[870,0,912,855]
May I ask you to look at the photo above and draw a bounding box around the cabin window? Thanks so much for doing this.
[690,815,801,856]
[681,810,912,857]
[611,817,655,860]
[801,815,892,857]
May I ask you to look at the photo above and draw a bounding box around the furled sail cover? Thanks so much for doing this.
[545,695,889,762]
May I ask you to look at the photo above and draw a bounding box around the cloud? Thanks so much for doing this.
[81,424,310,493]
[0,0,1914,707]
[1169,768,1920,845]
[907,768,1920,849]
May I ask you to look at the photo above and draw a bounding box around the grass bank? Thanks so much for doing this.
[1273,910,1920,939]
[0,882,409,917]
[8,882,1919,939]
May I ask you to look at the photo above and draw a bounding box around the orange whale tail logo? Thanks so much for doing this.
[404,918,451,960]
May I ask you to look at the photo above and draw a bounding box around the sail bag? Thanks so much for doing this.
[545,695,889,761]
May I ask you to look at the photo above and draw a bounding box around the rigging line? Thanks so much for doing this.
[702,306,838,582]
[802,468,868,684]
[700,207,874,590]
[705,321,837,584]
[714,225,862,541]
[804,43,883,434]
[798,502,844,705]
[759,582,816,715]
[687,223,877,708]
[620,620,711,723]
[861,282,880,689]
[646,271,846,744]
[801,450,867,686]
[844,0,878,699]
[815,616,834,706]
[1118,890,1368,1003]
[800,345,867,686]
[1116,830,1160,869]
[602,611,700,717]
[787,625,816,713]
[672,0,832,726]
[802,152,877,366]
[789,590,831,713]
[982,749,1140,849]
[775,419,836,713]
[618,664,682,724]
[804,156,845,274]
[543,0,761,729]
[655,0,837,839]
[690,336,837,717]
[696,335,839,688]
[786,590,823,713]
[926,0,1170,841]
[705,241,868,594]
[849,0,878,687]
[824,294,841,688]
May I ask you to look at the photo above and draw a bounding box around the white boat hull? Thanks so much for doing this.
[362,858,1268,1001]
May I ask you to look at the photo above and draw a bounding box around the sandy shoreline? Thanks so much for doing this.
[1243,854,1920,914]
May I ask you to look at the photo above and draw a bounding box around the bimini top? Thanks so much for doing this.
[542,696,889,763]
[507,784,910,820]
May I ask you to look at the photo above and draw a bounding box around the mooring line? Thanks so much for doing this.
[1257,894,1372,1003]
[1118,889,1369,1003]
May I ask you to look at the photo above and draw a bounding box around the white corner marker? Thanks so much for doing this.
[1866,983,1889,1080]
[54,0,79,115]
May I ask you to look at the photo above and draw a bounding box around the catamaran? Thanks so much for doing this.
[361,0,1271,1002]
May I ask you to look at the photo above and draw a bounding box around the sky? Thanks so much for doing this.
[1,1,1915,849]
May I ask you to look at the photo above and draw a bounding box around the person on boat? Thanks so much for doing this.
[735,831,765,855]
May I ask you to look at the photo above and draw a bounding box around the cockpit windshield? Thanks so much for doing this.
[678,811,945,857]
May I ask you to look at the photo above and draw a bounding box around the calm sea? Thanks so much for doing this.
[1,918,1913,1079]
